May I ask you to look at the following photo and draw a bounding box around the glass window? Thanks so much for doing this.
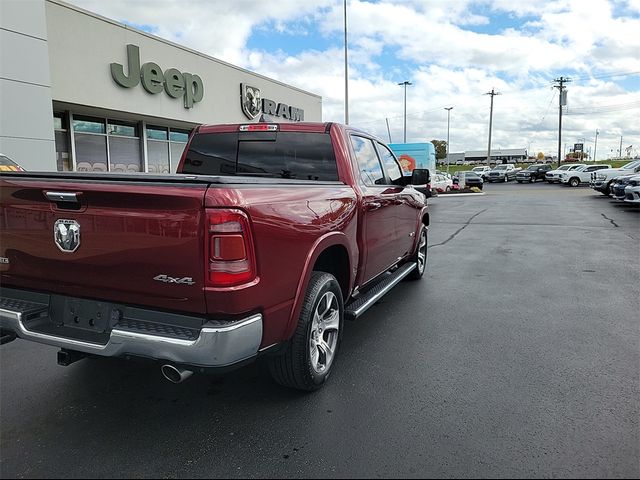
[182,133,237,175]
[74,133,108,171]
[169,129,190,142]
[53,113,67,130]
[170,142,187,173]
[55,131,71,172]
[377,143,403,183]
[182,132,338,181]
[148,140,170,173]
[147,126,168,141]
[351,136,384,186]
[110,136,142,172]
[108,121,138,137]
[73,116,105,134]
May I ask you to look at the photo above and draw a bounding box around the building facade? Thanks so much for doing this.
[0,0,322,172]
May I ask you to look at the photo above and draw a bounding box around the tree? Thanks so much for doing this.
[431,140,447,160]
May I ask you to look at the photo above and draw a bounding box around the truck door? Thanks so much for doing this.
[350,135,404,284]
[376,142,420,259]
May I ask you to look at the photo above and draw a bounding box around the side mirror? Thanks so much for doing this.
[411,168,430,185]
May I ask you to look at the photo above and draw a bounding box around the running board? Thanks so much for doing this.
[344,262,416,321]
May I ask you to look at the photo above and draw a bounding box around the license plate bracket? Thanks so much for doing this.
[49,295,111,333]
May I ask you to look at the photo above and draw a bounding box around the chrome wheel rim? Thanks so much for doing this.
[417,230,427,274]
[309,291,340,374]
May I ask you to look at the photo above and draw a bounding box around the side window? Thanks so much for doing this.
[377,143,403,183]
[585,166,596,172]
[351,136,385,186]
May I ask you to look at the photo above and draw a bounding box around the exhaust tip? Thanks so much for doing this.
[161,364,192,384]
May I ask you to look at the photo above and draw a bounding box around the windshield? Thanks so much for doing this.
[622,160,640,169]
[557,165,571,170]
[526,165,540,170]
[494,165,508,170]
[465,171,479,177]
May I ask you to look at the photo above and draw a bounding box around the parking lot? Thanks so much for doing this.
[1,182,638,478]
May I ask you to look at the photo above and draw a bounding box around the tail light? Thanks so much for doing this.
[206,209,256,287]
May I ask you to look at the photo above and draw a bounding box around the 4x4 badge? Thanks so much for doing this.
[54,219,81,253]
[153,274,196,286]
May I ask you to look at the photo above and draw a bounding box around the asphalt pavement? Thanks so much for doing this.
[1,181,638,478]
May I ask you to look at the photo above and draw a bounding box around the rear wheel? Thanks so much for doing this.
[268,272,343,391]
[408,226,427,280]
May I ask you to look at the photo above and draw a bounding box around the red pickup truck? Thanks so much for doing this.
[0,122,429,391]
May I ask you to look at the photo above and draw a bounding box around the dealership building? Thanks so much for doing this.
[1,0,322,172]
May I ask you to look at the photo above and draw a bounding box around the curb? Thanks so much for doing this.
[432,192,486,198]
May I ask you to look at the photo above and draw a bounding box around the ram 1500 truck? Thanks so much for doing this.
[0,122,429,391]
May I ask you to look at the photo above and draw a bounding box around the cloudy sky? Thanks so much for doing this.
[69,0,639,160]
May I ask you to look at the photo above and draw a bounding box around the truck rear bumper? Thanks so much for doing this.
[0,288,262,368]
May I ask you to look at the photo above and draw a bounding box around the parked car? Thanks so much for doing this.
[471,166,491,180]
[0,154,25,172]
[516,164,552,183]
[623,175,640,204]
[610,174,636,201]
[487,164,518,182]
[0,121,429,391]
[431,173,453,193]
[591,160,640,195]
[458,170,484,190]
[561,164,611,187]
[545,164,585,183]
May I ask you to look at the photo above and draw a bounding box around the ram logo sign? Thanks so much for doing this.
[240,84,304,121]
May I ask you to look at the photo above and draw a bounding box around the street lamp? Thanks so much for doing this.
[444,107,453,172]
[593,129,599,162]
[398,81,412,143]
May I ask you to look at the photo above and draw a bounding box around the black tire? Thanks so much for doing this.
[268,272,343,391]
[407,226,427,280]
[529,177,534,183]
[517,180,522,184]
[569,177,580,187]
[504,176,508,183]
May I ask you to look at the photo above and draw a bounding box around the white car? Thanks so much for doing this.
[545,164,585,183]
[591,160,640,195]
[472,166,491,179]
[560,164,611,187]
[623,175,640,204]
[431,173,453,193]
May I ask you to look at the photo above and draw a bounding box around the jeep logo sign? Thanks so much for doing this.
[240,84,304,121]
[110,44,204,109]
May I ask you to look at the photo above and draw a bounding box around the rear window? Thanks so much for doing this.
[182,132,339,181]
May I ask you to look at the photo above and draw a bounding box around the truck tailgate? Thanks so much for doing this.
[0,177,207,315]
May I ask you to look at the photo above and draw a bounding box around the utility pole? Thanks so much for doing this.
[485,89,500,164]
[398,81,412,143]
[343,0,349,125]
[593,129,599,162]
[445,107,453,173]
[385,118,392,143]
[619,135,623,159]
[553,76,571,167]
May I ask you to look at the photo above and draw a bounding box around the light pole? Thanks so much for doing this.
[343,0,349,125]
[398,81,412,143]
[444,107,453,172]
[593,129,599,162]
[485,88,500,164]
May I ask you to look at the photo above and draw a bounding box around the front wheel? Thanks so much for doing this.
[569,177,580,187]
[268,272,343,391]
[408,226,427,280]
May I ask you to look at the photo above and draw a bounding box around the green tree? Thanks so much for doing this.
[431,140,447,160]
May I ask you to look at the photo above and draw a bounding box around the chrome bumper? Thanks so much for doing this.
[0,291,262,368]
